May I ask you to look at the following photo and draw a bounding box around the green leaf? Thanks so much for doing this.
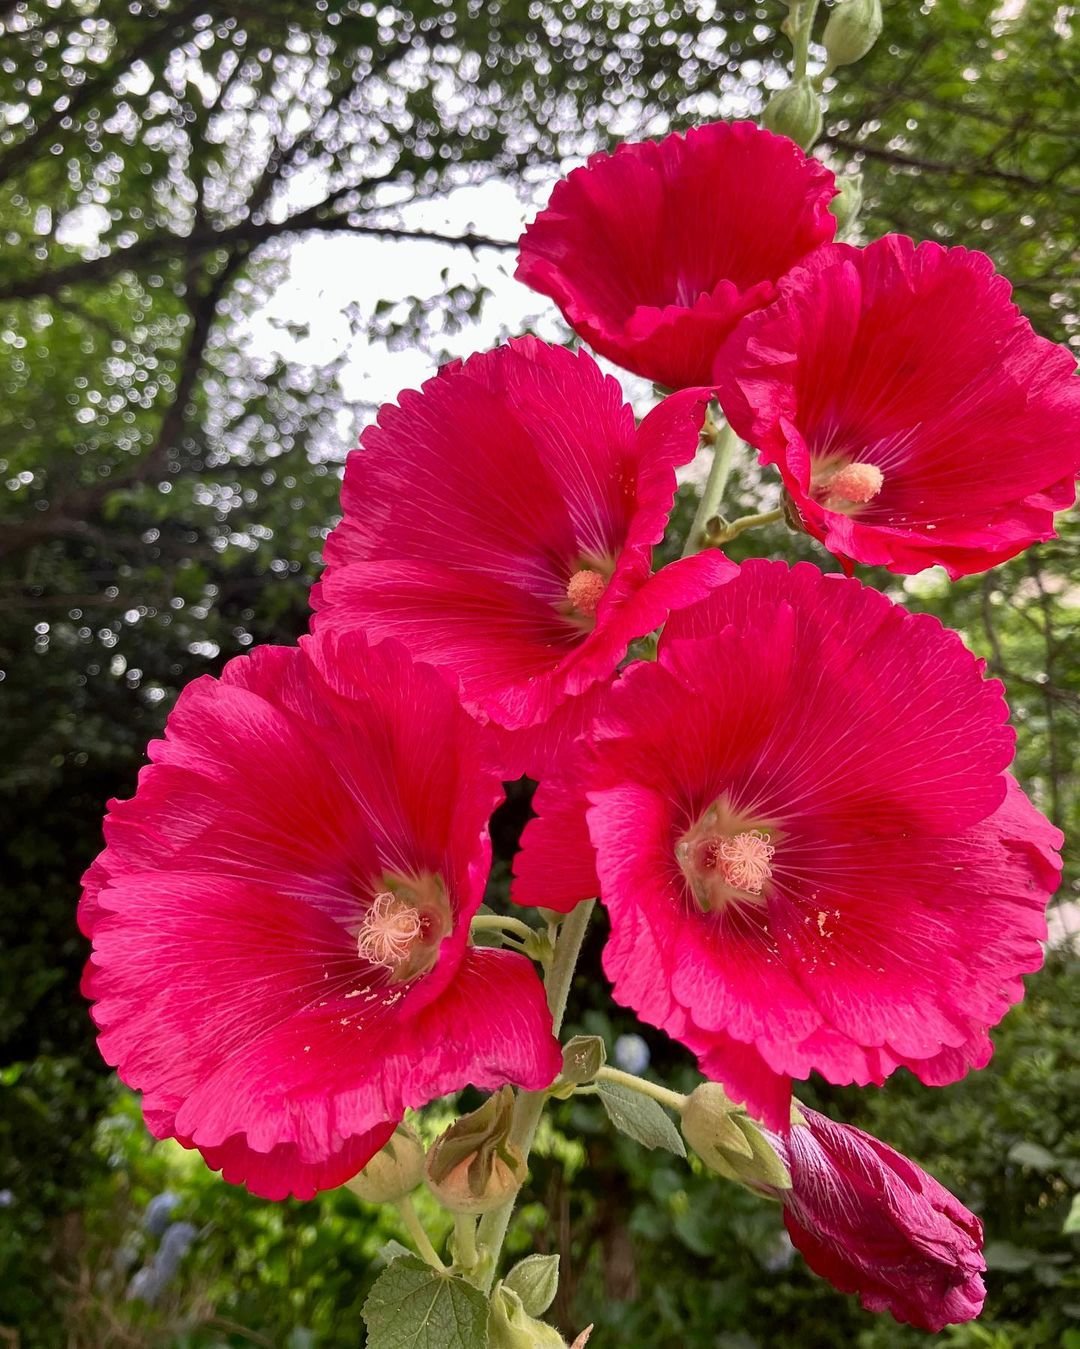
[596,1081,686,1157]
[1008,1141,1059,1172]
[1064,1194,1080,1236]
[362,1256,490,1349]
[984,1240,1039,1273]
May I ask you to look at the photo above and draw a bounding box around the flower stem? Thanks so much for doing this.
[682,412,740,558]
[476,898,595,1292]
[791,0,822,82]
[705,506,785,547]
[395,1194,446,1271]
[595,1066,688,1114]
[469,914,538,946]
[453,1212,479,1270]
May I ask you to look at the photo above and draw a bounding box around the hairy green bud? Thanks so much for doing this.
[488,1286,567,1348]
[345,1124,425,1204]
[762,78,823,149]
[823,0,883,68]
[504,1253,560,1317]
[561,1035,607,1086]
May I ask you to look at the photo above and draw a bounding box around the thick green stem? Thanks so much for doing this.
[396,1195,446,1271]
[596,1066,688,1114]
[706,506,785,547]
[682,414,740,558]
[454,1212,479,1270]
[476,898,595,1292]
[792,0,822,81]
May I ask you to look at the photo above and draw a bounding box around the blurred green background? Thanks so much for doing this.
[1,1,1077,1344]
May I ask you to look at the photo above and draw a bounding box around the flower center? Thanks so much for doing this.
[357,891,424,967]
[566,568,607,617]
[676,800,778,914]
[712,830,775,893]
[353,872,453,983]
[825,461,884,505]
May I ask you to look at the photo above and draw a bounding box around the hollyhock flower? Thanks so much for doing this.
[517,560,1062,1125]
[770,1108,985,1332]
[79,634,562,1201]
[314,337,734,733]
[714,235,1080,577]
[516,121,837,389]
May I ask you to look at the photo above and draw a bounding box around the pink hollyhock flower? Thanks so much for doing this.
[714,235,1080,577]
[516,560,1062,1125]
[769,1109,985,1332]
[516,121,837,389]
[79,634,562,1201]
[314,337,733,733]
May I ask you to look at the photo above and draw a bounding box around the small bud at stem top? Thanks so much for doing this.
[823,0,883,70]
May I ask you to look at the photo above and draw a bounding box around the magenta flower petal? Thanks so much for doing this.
[315,338,733,730]
[714,235,1080,577]
[196,1129,396,1204]
[582,560,1060,1124]
[772,1109,986,1332]
[517,121,837,388]
[80,636,561,1199]
[485,679,613,784]
[512,736,599,913]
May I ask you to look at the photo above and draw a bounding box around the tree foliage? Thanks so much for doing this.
[0,0,1077,1343]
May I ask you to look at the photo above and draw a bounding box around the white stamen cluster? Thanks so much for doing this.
[717,830,775,894]
[356,891,423,967]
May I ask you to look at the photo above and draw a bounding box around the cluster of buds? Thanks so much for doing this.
[345,1093,529,1222]
[764,0,883,149]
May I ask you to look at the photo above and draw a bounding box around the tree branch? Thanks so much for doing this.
[820,134,1080,197]
[139,248,248,484]
[0,213,514,304]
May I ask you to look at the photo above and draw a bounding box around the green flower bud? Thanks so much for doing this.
[488,1286,567,1348]
[830,172,864,237]
[345,1124,425,1204]
[504,1253,560,1317]
[823,0,883,68]
[761,79,823,150]
[561,1035,606,1086]
[425,1086,527,1216]
[681,1084,791,1194]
